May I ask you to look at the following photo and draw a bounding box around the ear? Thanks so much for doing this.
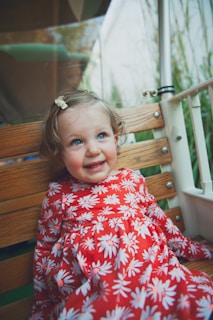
[114,134,119,145]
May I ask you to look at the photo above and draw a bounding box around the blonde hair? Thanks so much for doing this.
[40,89,125,169]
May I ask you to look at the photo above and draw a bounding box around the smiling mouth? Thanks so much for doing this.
[84,161,105,169]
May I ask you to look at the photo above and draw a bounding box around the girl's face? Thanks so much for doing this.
[58,102,118,184]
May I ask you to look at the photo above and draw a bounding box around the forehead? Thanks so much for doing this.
[58,101,110,124]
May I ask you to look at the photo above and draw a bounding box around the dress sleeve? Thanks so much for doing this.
[137,174,212,261]
[31,182,64,318]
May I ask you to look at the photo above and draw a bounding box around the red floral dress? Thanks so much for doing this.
[30,169,213,320]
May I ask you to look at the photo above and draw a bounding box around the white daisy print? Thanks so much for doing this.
[99,280,110,302]
[127,259,143,277]
[38,221,47,235]
[56,270,74,294]
[121,178,136,191]
[198,284,213,295]
[121,232,139,255]
[42,196,49,209]
[177,294,190,310]
[76,251,88,272]
[110,183,121,191]
[108,217,125,231]
[75,277,91,296]
[48,182,61,196]
[47,218,61,235]
[67,205,78,217]
[124,192,138,206]
[196,295,213,319]
[131,287,146,309]
[89,260,112,284]
[140,305,161,320]
[81,294,97,314]
[43,208,53,220]
[139,264,152,284]
[118,205,137,218]
[143,245,158,263]
[91,185,108,195]
[132,219,151,239]
[52,241,62,257]
[165,218,180,235]
[61,193,77,209]
[92,216,107,234]
[112,273,131,298]
[77,211,93,223]
[191,274,210,284]
[81,237,95,251]
[78,194,99,209]
[71,260,83,276]
[114,248,129,269]
[100,206,114,215]
[104,194,120,205]
[130,171,142,183]
[53,199,62,210]
[36,256,48,274]
[101,306,133,320]
[45,258,55,275]
[58,307,80,320]
[33,274,47,292]
[147,278,176,310]
[98,233,120,258]
[170,267,186,282]
[147,203,165,219]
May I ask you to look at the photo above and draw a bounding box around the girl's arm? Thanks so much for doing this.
[31,185,64,318]
[138,174,212,261]
[146,201,212,261]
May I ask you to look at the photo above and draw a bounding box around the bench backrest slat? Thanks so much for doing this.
[0,121,42,159]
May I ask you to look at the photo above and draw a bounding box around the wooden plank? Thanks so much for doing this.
[117,103,164,133]
[182,259,213,278]
[0,138,171,202]
[0,296,34,320]
[0,192,45,215]
[0,173,179,248]
[116,138,171,170]
[0,252,34,294]
[0,121,42,159]
[0,104,162,160]
[0,207,40,248]
[146,172,176,201]
[0,172,176,216]
[0,159,51,202]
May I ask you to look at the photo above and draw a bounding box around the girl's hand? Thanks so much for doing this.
[199,239,213,259]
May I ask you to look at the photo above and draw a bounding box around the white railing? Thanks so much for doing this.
[167,78,213,195]
[160,79,213,238]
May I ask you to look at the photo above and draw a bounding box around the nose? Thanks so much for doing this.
[86,140,100,157]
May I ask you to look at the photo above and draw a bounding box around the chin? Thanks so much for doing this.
[87,173,109,184]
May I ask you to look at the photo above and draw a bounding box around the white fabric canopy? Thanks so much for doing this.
[82,0,213,105]
[82,0,158,106]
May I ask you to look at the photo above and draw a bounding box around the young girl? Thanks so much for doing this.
[30,90,213,320]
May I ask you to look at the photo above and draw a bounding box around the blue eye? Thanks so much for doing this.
[71,139,82,146]
[97,132,106,139]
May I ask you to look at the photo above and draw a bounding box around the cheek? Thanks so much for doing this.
[109,144,118,161]
[63,150,81,168]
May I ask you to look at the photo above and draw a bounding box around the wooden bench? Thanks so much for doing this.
[0,102,212,320]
